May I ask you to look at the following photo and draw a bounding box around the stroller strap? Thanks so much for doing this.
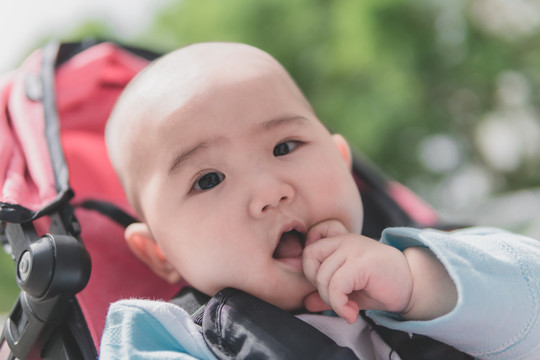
[172,287,473,360]
[76,199,137,228]
[170,287,358,360]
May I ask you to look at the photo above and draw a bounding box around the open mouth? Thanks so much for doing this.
[273,229,306,260]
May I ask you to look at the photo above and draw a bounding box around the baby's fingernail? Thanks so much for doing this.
[305,231,322,247]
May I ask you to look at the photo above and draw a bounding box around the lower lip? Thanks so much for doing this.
[276,256,304,272]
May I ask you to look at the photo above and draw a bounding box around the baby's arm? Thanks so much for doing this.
[302,220,457,323]
[368,227,540,359]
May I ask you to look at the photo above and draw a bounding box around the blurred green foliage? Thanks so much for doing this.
[0,250,18,312]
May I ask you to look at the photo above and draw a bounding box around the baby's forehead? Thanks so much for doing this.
[118,43,309,157]
[130,48,299,125]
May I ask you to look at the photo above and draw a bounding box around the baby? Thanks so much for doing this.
[105,41,455,323]
[103,42,540,359]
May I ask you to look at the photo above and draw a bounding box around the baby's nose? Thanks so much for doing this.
[261,194,290,213]
[248,181,295,217]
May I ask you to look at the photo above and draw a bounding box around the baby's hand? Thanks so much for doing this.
[302,220,413,324]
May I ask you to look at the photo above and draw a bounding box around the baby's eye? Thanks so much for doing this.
[273,141,300,157]
[193,171,225,191]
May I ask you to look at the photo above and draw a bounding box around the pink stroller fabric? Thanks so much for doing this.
[1,43,183,348]
[56,44,185,346]
[0,51,57,211]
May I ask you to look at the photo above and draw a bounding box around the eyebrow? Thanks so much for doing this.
[168,141,211,176]
[261,115,308,130]
[167,116,308,175]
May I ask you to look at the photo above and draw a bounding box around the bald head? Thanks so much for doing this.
[106,42,312,218]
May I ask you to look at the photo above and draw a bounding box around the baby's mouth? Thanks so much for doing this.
[273,229,306,260]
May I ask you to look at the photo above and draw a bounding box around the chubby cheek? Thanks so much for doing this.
[158,222,256,295]
[306,163,363,233]
[166,247,230,296]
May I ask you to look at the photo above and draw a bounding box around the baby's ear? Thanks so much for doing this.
[125,222,182,284]
[332,134,352,170]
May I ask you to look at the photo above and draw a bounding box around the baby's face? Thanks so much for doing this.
[137,57,363,311]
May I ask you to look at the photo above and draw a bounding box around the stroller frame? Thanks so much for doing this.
[1,42,96,360]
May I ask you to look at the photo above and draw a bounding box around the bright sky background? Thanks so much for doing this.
[0,0,171,73]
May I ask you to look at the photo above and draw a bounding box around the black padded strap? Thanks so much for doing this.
[169,286,210,325]
[171,288,358,360]
[77,200,137,228]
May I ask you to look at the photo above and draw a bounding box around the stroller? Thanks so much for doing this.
[0,40,440,359]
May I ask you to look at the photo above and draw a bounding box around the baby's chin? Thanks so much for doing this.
[201,275,315,312]
[254,286,315,313]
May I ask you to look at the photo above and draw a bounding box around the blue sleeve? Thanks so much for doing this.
[99,299,218,360]
[367,227,540,360]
